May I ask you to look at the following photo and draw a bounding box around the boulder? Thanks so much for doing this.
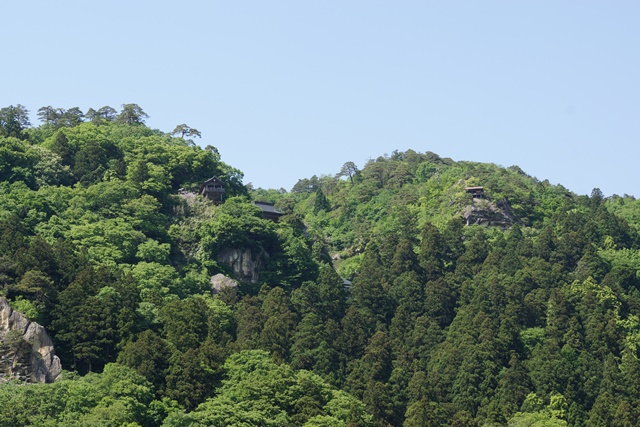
[210,273,239,294]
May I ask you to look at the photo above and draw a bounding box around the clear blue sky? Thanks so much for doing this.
[3,1,639,196]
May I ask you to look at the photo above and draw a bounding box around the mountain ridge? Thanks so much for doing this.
[2,105,640,426]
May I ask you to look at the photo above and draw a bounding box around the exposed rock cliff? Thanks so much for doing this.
[462,198,521,228]
[0,297,61,383]
[216,248,268,283]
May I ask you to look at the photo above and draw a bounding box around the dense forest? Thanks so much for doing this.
[1,104,640,426]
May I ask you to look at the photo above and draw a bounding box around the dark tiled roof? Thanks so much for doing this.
[203,177,223,185]
[253,201,283,215]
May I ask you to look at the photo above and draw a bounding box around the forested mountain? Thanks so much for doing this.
[1,104,640,426]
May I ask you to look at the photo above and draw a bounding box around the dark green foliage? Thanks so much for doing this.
[293,264,347,322]
[457,229,490,276]
[314,187,331,213]
[259,287,298,362]
[117,329,172,393]
[389,271,423,318]
[419,222,448,281]
[51,267,139,373]
[0,105,30,139]
[171,123,201,140]
[404,400,449,427]
[4,113,640,427]
[490,352,532,422]
[337,305,372,363]
[159,297,211,352]
[389,238,420,278]
[37,106,84,128]
[86,105,118,123]
[290,313,341,384]
[164,347,214,411]
[351,242,393,325]
[347,331,396,426]
[234,295,267,351]
[117,103,149,125]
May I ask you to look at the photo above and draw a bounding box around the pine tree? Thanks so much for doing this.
[313,187,330,213]
[418,223,448,282]
[351,242,392,325]
[259,287,298,362]
[315,264,348,321]
[164,348,213,411]
[117,329,171,393]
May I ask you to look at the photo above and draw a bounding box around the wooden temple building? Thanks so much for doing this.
[465,186,485,199]
[253,201,284,222]
[200,177,224,204]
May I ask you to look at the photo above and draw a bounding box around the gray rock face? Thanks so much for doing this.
[0,297,61,383]
[216,248,268,283]
[463,199,521,228]
[210,273,239,294]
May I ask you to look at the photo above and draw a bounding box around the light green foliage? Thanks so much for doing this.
[506,393,568,426]
[548,393,567,419]
[508,412,567,427]
[199,197,276,254]
[30,144,72,186]
[130,262,179,307]
[606,194,640,232]
[196,196,317,286]
[170,350,373,427]
[302,415,347,426]
[520,327,545,354]
[137,239,171,263]
[599,246,640,274]
[7,108,640,427]
[8,295,40,320]
[286,150,571,272]
[68,218,146,265]
[568,277,621,312]
[202,295,235,334]
[0,364,154,427]
[0,136,39,187]
[335,253,362,280]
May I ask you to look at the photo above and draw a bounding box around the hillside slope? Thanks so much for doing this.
[2,107,640,426]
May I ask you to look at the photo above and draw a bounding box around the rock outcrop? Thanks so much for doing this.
[463,198,521,228]
[0,297,61,383]
[217,248,268,283]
